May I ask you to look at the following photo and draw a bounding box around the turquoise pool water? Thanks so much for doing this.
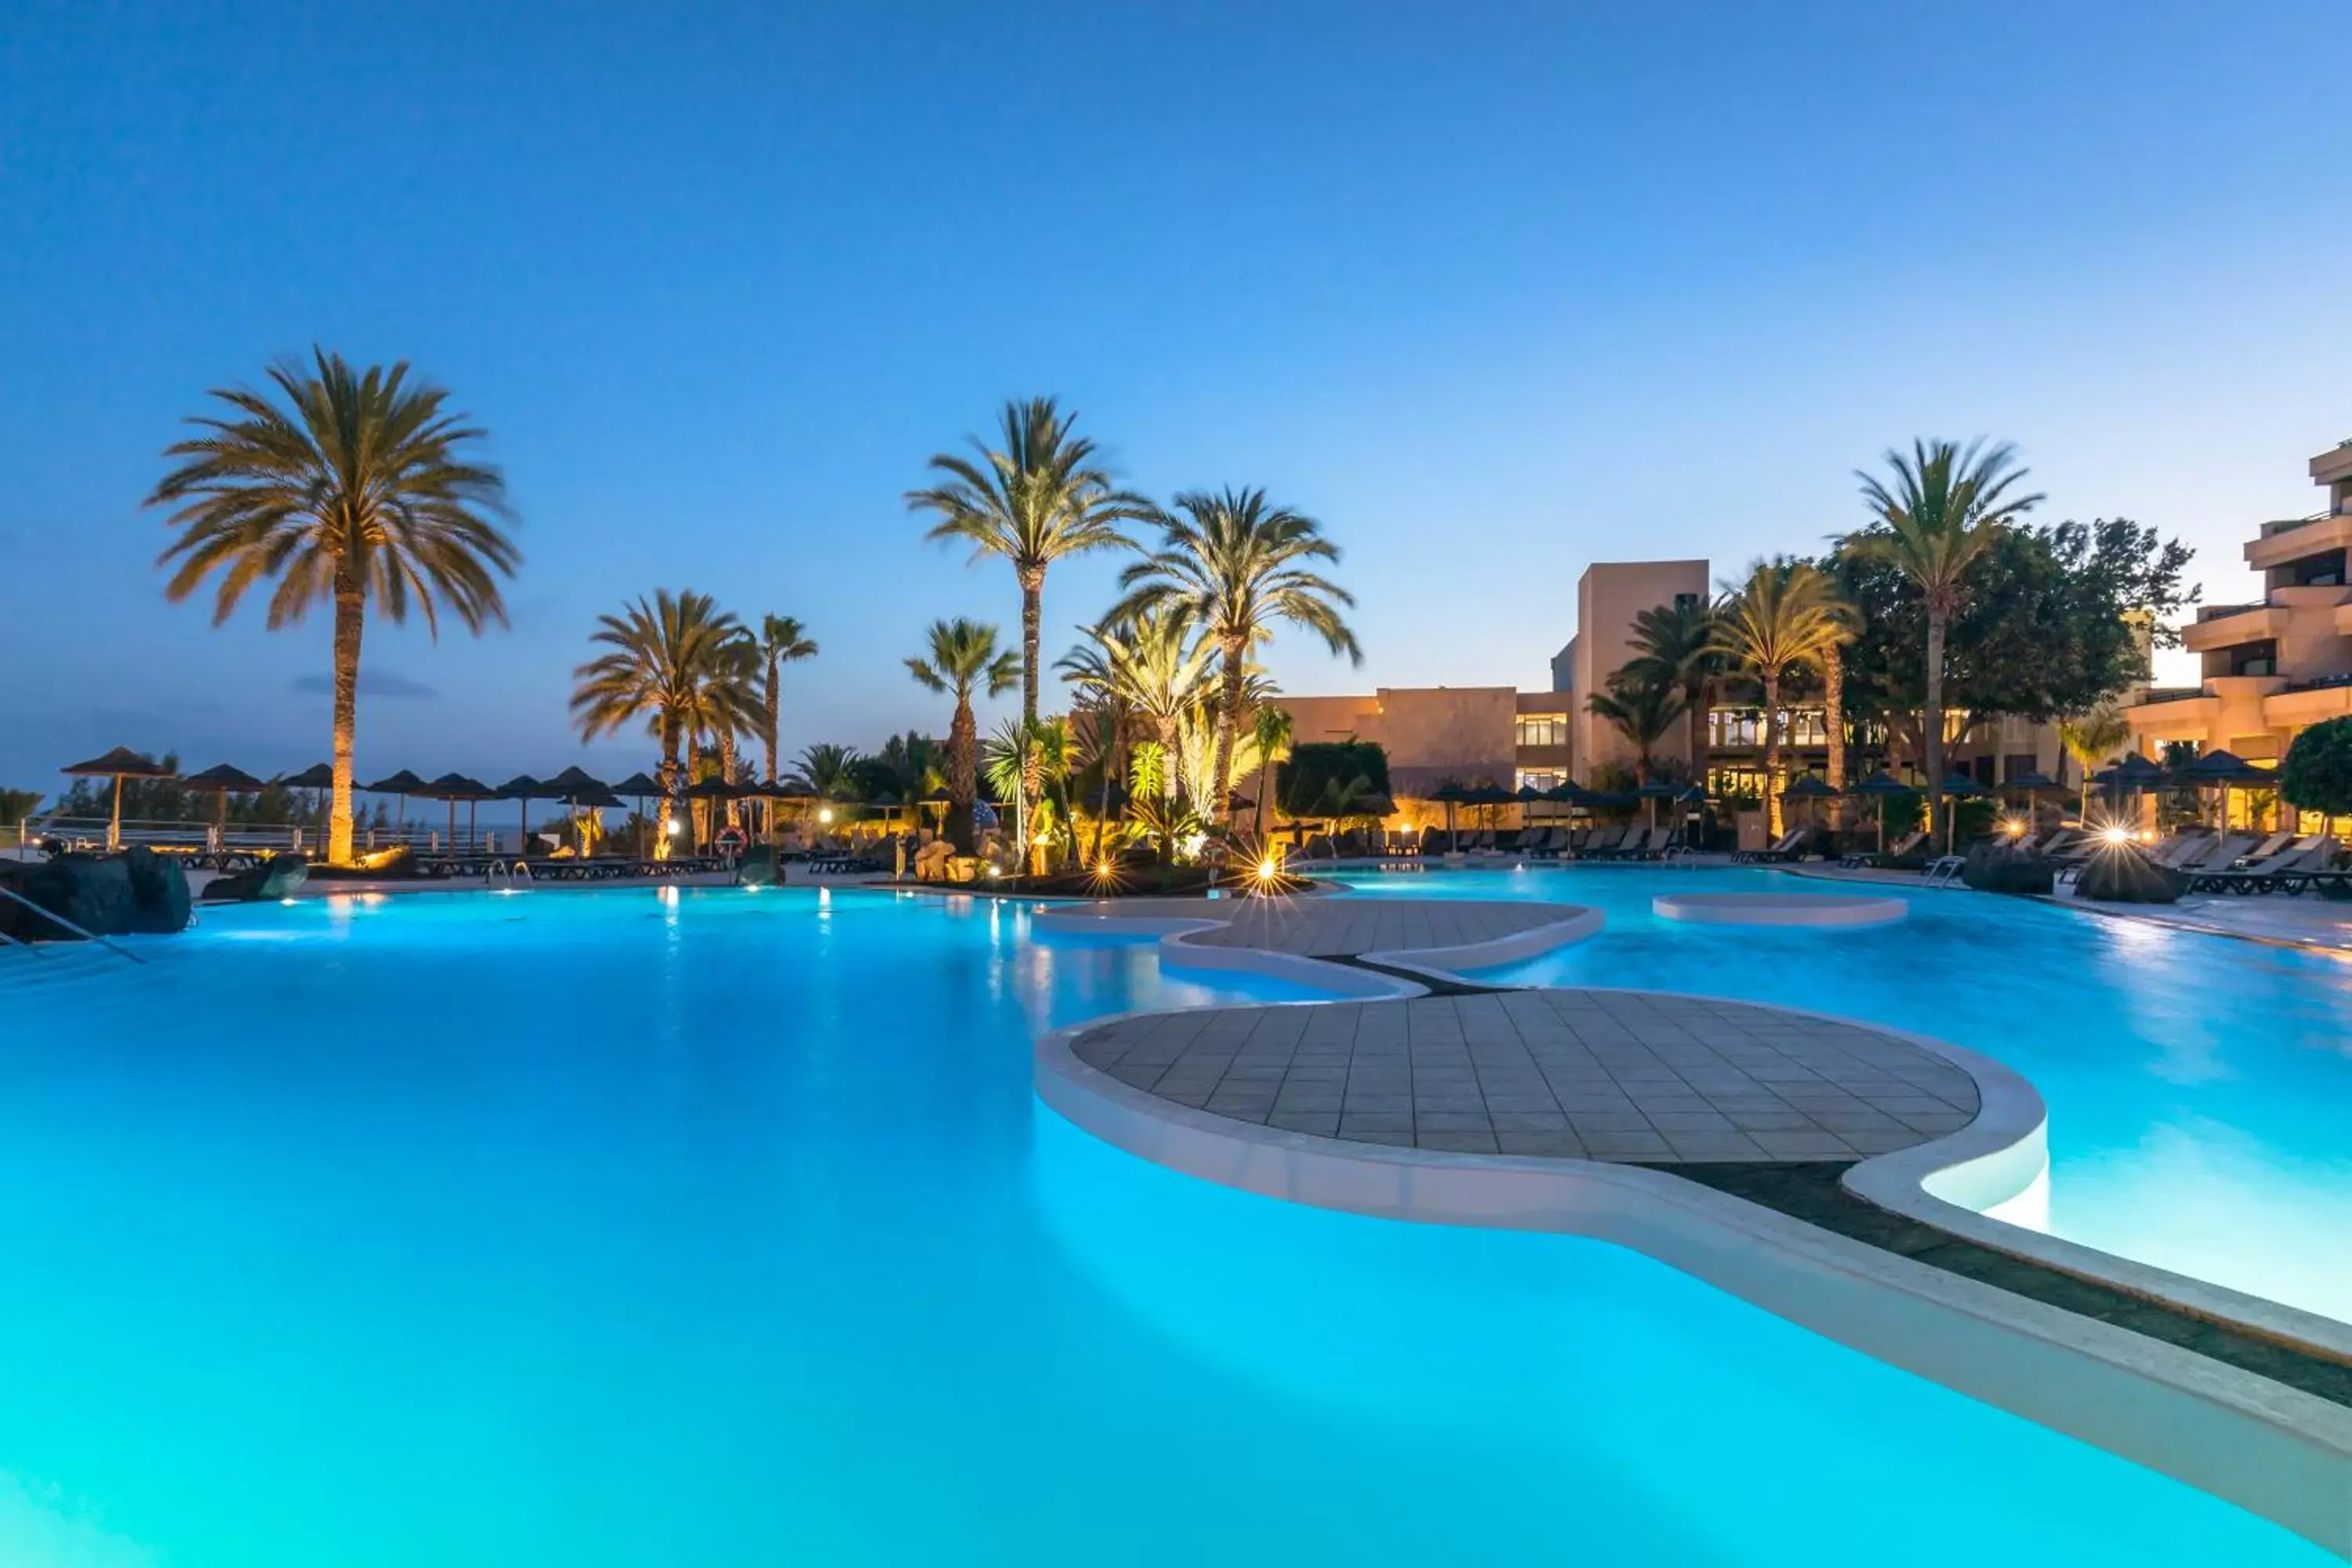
[1333,864,2352,1323]
[0,886,2329,1565]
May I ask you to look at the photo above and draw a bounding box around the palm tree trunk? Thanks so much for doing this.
[655,718,681,862]
[1256,752,1276,844]
[949,699,978,855]
[1155,717,1178,798]
[1924,604,1948,851]
[1686,677,1708,795]
[720,731,741,829]
[1762,671,1784,840]
[764,657,781,783]
[1823,643,1846,831]
[328,585,364,864]
[1018,570,1044,812]
[1210,637,1247,824]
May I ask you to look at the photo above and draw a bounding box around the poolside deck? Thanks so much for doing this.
[1071,988,1977,1162]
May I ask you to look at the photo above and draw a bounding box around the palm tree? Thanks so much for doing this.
[1063,609,1216,789]
[147,348,517,864]
[756,615,819,784]
[1251,702,1294,842]
[906,397,1156,747]
[1585,676,1688,786]
[1111,487,1360,822]
[570,590,749,858]
[906,618,1021,854]
[784,742,863,800]
[1848,438,2043,849]
[1622,598,1719,793]
[1056,641,1133,862]
[1711,559,1851,837]
[2060,702,2132,818]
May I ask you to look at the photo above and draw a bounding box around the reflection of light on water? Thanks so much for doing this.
[0,1472,154,1567]
[1984,1165,2049,1231]
[2053,1116,2352,1323]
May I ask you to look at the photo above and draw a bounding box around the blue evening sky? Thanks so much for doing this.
[2,1,2341,793]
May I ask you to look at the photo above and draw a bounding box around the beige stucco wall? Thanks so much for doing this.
[1274,687,1519,797]
[1569,560,1709,782]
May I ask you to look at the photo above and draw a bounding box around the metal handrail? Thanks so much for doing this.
[0,885,148,964]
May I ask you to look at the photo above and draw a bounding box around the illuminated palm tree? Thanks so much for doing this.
[2060,702,2132,818]
[1711,559,1850,837]
[906,618,1021,853]
[1111,488,1359,821]
[1584,676,1687,786]
[148,348,517,863]
[755,614,819,783]
[570,590,750,858]
[1063,608,1216,789]
[1622,597,1720,793]
[907,397,1155,742]
[1847,438,2042,848]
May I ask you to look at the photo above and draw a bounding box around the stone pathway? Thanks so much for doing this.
[1041,895,1589,957]
[1072,988,1979,1162]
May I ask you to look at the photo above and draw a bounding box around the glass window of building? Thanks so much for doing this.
[1515,713,1568,748]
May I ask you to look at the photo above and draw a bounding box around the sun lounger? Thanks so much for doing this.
[2172,833,2256,873]
[2187,835,2335,895]
[1838,829,1926,869]
[1574,826,1627,860]
[1733,828,1809,864]
[2149,831,2216,869]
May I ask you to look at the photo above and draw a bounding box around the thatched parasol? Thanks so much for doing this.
[181,762,267,834]
[62,746,173,848]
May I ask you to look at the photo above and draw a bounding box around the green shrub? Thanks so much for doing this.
[2281,718,2352,817]
[1278,741,1390,816]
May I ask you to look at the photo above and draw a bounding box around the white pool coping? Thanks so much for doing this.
[1026,900,1606,996]
[1036,1004,2352,1557]
[1651,891,1908,927]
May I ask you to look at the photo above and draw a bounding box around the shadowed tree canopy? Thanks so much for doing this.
[1276,740,1389,818]
[2281,717,2352,817]
[1832,518,2198,734]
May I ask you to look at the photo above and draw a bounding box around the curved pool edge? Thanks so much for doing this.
[1032,1018,2352,1557]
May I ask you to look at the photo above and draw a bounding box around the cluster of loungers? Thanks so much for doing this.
[2159,830,2348,895]
[1828,826,2347,895]
[1290,824,1686,862]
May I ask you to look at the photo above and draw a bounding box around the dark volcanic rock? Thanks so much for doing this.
[734,844,782,887]
[2074,846,2186,904]
[122,846,193,933]
[3,851,136,938]
[201,852,310,903]
[1961,842,2055,895]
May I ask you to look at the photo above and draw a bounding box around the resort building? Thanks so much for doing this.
[2125,438,2352,762]
[1281,556,2073,809]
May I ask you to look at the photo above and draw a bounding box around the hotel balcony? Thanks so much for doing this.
[2181,603,2290,654]
[2311,438,2352,488]
[2245,510,2352,572]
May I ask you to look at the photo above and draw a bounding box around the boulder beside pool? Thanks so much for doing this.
[0,848,191,938]
[2073,846,2185,904]
[201,852,310,903]
[122,846,194,933]
[1962,842,2056,895]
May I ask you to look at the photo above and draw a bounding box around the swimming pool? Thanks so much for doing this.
[1330,864,2352,1325]
[0,886,2329,1565]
